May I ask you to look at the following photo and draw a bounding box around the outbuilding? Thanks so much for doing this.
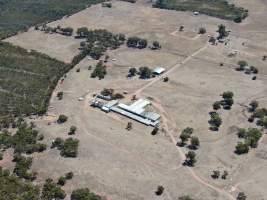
[153,67,166,75]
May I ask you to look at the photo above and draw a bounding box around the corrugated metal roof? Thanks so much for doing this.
[143,112,161,121]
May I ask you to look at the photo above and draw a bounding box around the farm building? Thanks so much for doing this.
[91,97,160,127]
[153,67,166,75]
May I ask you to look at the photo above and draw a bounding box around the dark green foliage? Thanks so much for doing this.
[127,37,148,49]
[155,185,164,196]
[0,152,3,160]
[235,142,249,154]
[221,170,228,179]
[42,178,66,200]
[151,41,161,50]
[91,61,107,79]
[151,127,159,135]
[221,91,234,109]
[190,136,200,149]
[51,137,64,149]
[237,60,247,71]
[139,67,152,79]
[0,0,104,39]
[0,122,46,154]
[71,188,102,200]
[249,100,258,112]
[77,27,90,38]
[57,115,68,124]
[236,128,262,153]
[61,138,79,157]
[80,29,125,60]
[184,150,196,166]
[217,24,229,39]
[209,112,222,130]
[213,101,221,110]
[211,170,220,179]
[69,126,77,135]
[0,168,40,200]
[120,0,137,3]
[57,92,64,100]
[237,192,247,200]
[153,0,248,22]
[198,27,206,34]
[65,172,74,180]
[13,154,36,180]
[128,67,137,77]
[57,176,66,186]
[0,42,70,123]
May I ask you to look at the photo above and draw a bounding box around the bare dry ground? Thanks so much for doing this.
[4,0,267,199]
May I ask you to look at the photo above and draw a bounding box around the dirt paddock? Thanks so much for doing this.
[4,0,267,199]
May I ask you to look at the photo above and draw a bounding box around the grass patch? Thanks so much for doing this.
[0,42,71,126]
[153,0,248,22]
[0,0,104,39]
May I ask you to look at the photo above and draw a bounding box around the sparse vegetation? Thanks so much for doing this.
[153,0,248,22]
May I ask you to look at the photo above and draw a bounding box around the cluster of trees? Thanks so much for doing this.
[0,122,46,154]
[91,61,107,79]
[127,37,148,49]
[100,88,124,100]
[128,67,153,79]
[235,128,262,154]
[248,102,267,128]
[38,25,74,36]
[211,170,228,179]
[209,112,222,131]
[79,29,125,60]
[178,127,200,150]
[13,154,36,180]
[236,60,258,78]
[42,178,66,200]
[0,42,70,125]
[57,172,74,186]
[51,137,79,157]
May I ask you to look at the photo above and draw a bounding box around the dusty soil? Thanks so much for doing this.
[3,0,267,199]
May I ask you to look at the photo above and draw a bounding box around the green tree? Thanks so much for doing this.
[198,27,206,34]
[155,185,164,196]
[57,115,68,124]
[235,142,249,154]
[76,27,89,38]
[128,67,137,77]
[69,126,77,135]
[213,101,221,110]
[185,151,196,166]
[71,188,102,200]
[217,24,228,39]
[42,178,66,200]
[190,136,200,149]
[249,100,258,112]
[237,192,246,200]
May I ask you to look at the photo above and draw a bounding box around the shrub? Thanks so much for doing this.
[65,172,74,180]
[235,142,249,154]
[71,188,102,200]
[198,27,206,34]
[139,67,152,79]
[69,126,77,135]
[213,101,221,110]
[42,178,66,200]
[185,151,196,166]
[57,92,64,100]
[128,67,137,77]
[155,185,164,196]
[57,176,66,186]
[61,138,79,158]
[57,115,68,124]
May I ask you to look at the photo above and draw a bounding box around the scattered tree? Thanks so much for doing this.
[237,192,247,200]
[69,126,77,135]
[211,170,220,179]
[155,185,164,196]
[185,151,196,166]
[57,115,68,124]
[198,27,206,34]
[190,136,200,149]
